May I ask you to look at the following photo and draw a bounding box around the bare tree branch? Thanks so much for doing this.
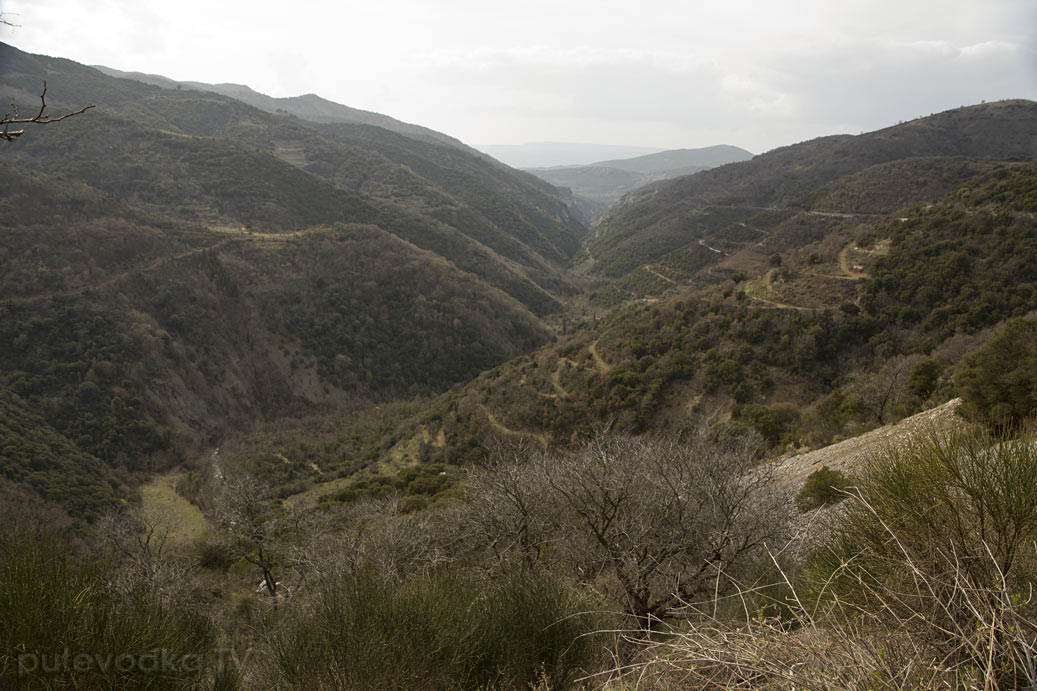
[1,80,95,142]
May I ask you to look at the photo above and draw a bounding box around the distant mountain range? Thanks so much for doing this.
[526,145,755,220]
[92,67,751,220]
[475,142,667,168]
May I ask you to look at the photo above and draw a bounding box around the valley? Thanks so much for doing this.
[1,40,1036,691]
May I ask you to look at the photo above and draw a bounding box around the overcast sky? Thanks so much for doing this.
[2,0,1034,153]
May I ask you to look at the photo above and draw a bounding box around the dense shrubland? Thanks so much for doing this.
[6,421,1035,690]
[404,164,1037,465]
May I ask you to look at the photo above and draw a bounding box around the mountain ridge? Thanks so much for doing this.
[91,64,475,153]
[2,41,587,316]
[476,142,666,168]
[591,145,754,173]
[526,145,755,220]
[1,41,1034,528]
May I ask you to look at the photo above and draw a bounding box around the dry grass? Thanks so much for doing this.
[597,542,1037,690]
[598,427,1037,690]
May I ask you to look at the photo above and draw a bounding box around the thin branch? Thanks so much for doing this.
[1,80,95,141]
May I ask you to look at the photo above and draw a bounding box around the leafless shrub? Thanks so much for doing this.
[95,504,192,607]
[333,496,451,584]
[849,354,924,425]
[465,429,791,627]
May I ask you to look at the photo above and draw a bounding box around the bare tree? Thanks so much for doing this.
[466,430,791,626]
[2,81,94,142]
[214,474,284,599]
[464,438,555,569]
[343,497,452,583]
[95,504,190,606]
[211,471,347,601]
[851,354,923,425]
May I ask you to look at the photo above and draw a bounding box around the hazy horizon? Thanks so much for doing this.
[2,0,1034,153]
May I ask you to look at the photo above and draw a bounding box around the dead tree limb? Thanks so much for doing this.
[1,81,95,141]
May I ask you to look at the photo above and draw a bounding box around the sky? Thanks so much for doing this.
[1,0,1034,154]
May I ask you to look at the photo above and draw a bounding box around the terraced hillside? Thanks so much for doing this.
[587,100,1036,300]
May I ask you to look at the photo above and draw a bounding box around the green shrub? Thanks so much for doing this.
[192,536,239,573]
[0,532,221,690]
[267,566,598,690]
[955,318,1037,430]
[795,465,852,512]
[906,357,942,401]
[803,426,1037,687]
[735,402,801,448]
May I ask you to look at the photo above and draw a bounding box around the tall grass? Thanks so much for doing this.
[267,566,599,690]
[0,532,224,690]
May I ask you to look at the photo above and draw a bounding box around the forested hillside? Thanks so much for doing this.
[0,42,596,508]
[1,167,553,486]
[1,42,585,317]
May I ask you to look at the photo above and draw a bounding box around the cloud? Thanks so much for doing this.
[405,16,1035,151]
[3,0,1035,151]
[758,37,1036,128]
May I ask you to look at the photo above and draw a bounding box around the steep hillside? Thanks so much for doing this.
[1,42,586,316]
[589,100,1036,283]
[0,165,552,491]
